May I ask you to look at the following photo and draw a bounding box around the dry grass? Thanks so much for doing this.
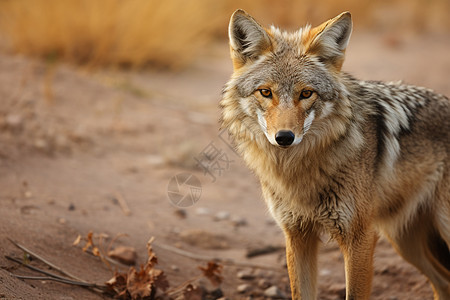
[0,0,448,69]
[0,0,224,69]
[225,0,450,33]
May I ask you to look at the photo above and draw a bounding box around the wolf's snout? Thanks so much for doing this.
[275,130,295,146]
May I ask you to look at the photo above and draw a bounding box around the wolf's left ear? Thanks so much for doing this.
[306,12,352,70]
[228,9,272,69]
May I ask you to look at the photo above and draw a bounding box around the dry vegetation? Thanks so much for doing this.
[0,0,448,69]
[0,0,224,69]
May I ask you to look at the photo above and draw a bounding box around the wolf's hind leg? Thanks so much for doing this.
[435,190,450,250]
[389,210,450,300]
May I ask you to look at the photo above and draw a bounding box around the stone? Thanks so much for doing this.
[257,278,271,289]
[237,284,250,294]
[264,285,286,299]
[214,211,230,221]
[237,269,255,280]
[108,246,137,265]
[231,215,247,227]
[195,207,210,216]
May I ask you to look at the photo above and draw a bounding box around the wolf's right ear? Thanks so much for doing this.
[228,10,272,69]
[305,12,352,71]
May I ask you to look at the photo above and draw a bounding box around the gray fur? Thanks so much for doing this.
[222,10,450,300]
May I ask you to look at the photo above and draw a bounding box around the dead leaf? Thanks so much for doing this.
[105,271,128,296]
[82,231,94,252]
[198,261,223,286]
[72,234,82,246]
[127,266,153,299]
[150,269,169,292]
[146,237,158,268]
[104,237,168,299]
[92,246,101,257]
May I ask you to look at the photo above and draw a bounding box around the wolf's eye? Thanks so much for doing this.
[259,89,272,98]
[300,90,313,100]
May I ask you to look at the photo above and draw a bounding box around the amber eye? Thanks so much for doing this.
[300,90,313,100]
[259,89,272,98]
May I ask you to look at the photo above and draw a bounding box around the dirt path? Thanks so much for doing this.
[0,32,449,299]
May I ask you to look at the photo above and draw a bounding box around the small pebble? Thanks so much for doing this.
[264,285,286,298]
[254,269,275,278]
[231,215,247,227]
[195,207,210,216]
[237,284,250,294]
[5,114,22,129]
[328,283,346,299]
[265,218,277,226]
[34,138,48,150]
[68,203,75,211]
[319,268,332,276]
[214,211,230,221]
[146,155,164,166]
[257,278,271,289]
[108,246,137,265]
[210,288,224,298]
[237,269,255,280]
[174,209,187,219]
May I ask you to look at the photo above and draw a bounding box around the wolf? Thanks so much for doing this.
[220,9,450,299]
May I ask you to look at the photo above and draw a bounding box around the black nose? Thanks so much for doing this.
[275,130,295,146]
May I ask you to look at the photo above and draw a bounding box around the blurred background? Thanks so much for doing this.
[0,0,448,69]
[0,1,448,299]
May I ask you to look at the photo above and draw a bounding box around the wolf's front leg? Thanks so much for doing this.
[338,226,378,300]
[284,226,319,299]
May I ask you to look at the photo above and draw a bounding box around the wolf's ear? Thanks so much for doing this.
[305,12,352,70]
[228,9,272,69]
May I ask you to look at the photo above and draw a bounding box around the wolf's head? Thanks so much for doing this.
[222,10,353,149]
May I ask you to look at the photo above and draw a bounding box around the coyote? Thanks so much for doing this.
[221,9,450,299]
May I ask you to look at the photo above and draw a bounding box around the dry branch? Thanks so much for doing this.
[153,241,283,271]
[10,274,100,287]
[7,238,87,282]
[114,191,132,216]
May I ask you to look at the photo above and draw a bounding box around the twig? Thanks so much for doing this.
[7,238,86,282]
[10,274,100,288]
[6,255,68,280]
[6,256,107,293]
[246,245,284,258]
[84,248,129,269]
[107,233,129,252]
[153,242,283,271]
[114,191,131,216]
[166,275,201,296]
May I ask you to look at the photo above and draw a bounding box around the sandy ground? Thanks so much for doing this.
[0,32,449,299]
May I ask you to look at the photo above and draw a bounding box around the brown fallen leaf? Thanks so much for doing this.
[150,269,169,292]
[105,237,169,299]
[72,234,82,246]
[198,261,223,287]
[127,266,153,299]
[82,231,94,252]
[146,237,158,268]
[105,271,128,298]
